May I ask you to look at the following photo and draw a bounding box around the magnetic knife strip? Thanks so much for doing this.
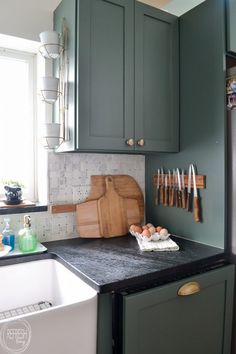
[153,166,206,223]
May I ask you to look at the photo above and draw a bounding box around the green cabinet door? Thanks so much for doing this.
[123,265,234,354]
[135,2,179,152]
[227,0,236,54]
[54,0,179,153]
[78,0,134,151]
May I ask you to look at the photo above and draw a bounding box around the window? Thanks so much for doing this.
[0,48,37,201]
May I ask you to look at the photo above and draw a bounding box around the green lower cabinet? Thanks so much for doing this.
[122,265,235,354]
[97,293,113,354]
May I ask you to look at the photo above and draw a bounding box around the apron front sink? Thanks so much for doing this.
[0,258,97,354]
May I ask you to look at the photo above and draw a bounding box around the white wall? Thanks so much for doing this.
[0,0,61,41]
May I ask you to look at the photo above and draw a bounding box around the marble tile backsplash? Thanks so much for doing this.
[1,153,145,242]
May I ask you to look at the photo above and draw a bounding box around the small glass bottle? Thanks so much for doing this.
[19,215,37,253]
[2,217,15,251]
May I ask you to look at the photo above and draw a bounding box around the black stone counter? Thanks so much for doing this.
[42,235,226,293]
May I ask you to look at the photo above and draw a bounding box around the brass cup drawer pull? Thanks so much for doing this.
[177,281,201,296]
[126,138,134,146]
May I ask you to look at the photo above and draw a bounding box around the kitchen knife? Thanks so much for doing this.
[181,169,186,209]
[168,170,171,206]
[155,169,160,206]
[186,165,192,211]
[173,169,178,207]
[191,164,201,223]
[159,168,164,204]
[169,170,174,207]
[176,168,182,208]
[164,174,169,206]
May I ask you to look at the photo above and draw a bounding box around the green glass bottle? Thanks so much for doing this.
[19,215,37,252]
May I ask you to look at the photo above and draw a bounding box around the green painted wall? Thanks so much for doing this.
[145,0,226,248]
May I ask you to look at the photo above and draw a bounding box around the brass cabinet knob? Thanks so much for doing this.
[177,281,201,296]
[126,138,134,146]
[137,138,145,147]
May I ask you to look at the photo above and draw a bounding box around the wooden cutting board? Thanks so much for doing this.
[76,197,140,238]
[85,175,144,222]
[76,200,100,237]
[76,175,143,238]
[98,176,127,237]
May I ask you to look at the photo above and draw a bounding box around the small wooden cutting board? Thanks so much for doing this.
[98,176,127,237]
[76,200,100,237]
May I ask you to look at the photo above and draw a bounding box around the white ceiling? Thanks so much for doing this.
[0,0,206,42]
[0,0,206,17]
[139,0,205,16]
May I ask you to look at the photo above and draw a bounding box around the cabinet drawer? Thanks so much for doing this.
[122,265,234,354]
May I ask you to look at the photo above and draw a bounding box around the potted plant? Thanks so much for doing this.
[2,180,24,205]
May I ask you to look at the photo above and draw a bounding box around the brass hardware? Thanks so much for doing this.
[137,138,145,147]
[126,138,134,146]
[177,281,200,296]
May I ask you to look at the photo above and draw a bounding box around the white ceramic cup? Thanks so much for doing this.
[42,123,61,149]
[39,31,60,59]
[40,77,59,103]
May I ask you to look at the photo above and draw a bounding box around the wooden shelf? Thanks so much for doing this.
[0,200,36,209]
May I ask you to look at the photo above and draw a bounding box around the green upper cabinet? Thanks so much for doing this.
[54,0,179,153]
[135,2,179,152]
[227,0,236,54]
[78,0,134,151]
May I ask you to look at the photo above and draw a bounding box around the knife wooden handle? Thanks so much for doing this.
[164,187,169,206]
[159,185,164,204]
[177,191,182,208]
[186,192,192,211]
[173,188,177,207]
[182,188,186,209]
[194,196,201,223]
[155,188,159,206]
[169,187,174,207]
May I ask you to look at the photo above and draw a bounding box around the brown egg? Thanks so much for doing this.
[146,223,154,228]
[160,228,168,237]
[142,229,151,237]
[129,224,136,232]
[149,226,156,235]
[134,226,143,234]
[156,226,162,233]
[142,225,149,230]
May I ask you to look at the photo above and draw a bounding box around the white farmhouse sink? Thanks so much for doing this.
[0,258,97,354]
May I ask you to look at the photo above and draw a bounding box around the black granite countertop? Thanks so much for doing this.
[42,235,226,293]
